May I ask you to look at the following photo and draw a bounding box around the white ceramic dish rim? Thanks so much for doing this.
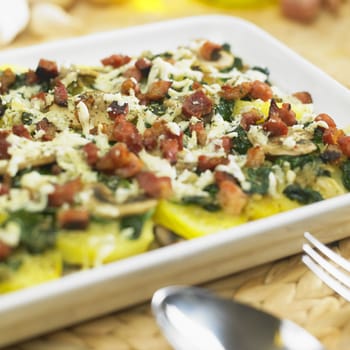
[0,14,349,332]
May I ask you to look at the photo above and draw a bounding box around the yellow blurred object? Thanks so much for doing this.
[153,200,247,239]
[0,251,62,294]
[132,0,165,12]
[88,0,127,4]
[200,0,277,8]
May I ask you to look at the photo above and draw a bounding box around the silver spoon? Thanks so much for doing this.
[152,285,326,350]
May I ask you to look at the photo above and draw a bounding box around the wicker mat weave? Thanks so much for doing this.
[5,237,350,350]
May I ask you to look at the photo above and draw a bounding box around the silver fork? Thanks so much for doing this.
[302,232,350,302]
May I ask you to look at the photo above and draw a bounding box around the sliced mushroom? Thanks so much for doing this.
[154,225,183,247]
[197,50,235,71]
[249,127,317,156]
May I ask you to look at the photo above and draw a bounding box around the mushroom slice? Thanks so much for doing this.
[196,50,235,72]
[249,128,317,156]
[154,225,183,247]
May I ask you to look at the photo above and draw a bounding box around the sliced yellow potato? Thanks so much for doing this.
[153,200,247,239]
[56,220,154,268]
[0,250,62,294]
[233,100,314,121]
[244,194,300,220]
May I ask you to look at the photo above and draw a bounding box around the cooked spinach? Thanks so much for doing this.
[283,184,323,204]
[220,56,243,73]
[274,154,319,170]
[251,66,270,76]
[222,43,231,52]
[148,102,167,116]
[341,160,350,191]
[246,167,271,195]
[0,98,6,117]
[9,211,56,253]
[232,126,252,155]
[215,98,234,121]
[21,112,34,125]
[98,173,122,191]
[120,210,153,240]
[312,127,324,145]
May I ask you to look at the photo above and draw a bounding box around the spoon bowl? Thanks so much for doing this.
[152,286,326,350]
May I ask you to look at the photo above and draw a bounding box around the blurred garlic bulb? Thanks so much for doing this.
[28,0,76,8]
[29,2,82,37]
[0,0,30,45]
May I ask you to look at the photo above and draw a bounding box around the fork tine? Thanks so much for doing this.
[302,255,350,302]
[303,243,350,288]
[304,232,350,273]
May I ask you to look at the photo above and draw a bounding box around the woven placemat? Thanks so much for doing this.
[5,237,350,350]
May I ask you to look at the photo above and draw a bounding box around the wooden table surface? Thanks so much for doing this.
[3,1,350,349]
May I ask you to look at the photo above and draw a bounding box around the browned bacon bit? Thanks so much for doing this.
[96,143,143,178]
[182,90,213,119]
[199,41,222,61]
[12,124,31,139]
[221,136,232,154]
[161,138,180,164]
[240,109,261,131]
[197,155,228,172]
[315,113,337,128]
[101,54,131,68]
[0,241,11,261]
[83,142,99,166]
[293,91,313,104]
[31,91,47,102]
[0,183,9,196]
[0,131,10,160]
[54,80,68,107]
[121,78,139,95]
[279,103,297,126]
[135,57,152,76]
[191,81,202,90]
[25,69,39,85]
[0,68,16,94]
[189,122,207,146]
[146,80,172,101]
[36,118,56,141]
[249,80,273,102]
[263,118,288,137]
[136,171,172,199]
[323,127,345,145]
[113,115,143,153]
[123,67,142,82]
[48,178,82,207]
[220,82,252,101]
[217,180,248,215]
[246,146,265,168]
[143,121,167,151]
[107,101,129,119]
[35,59,59,81]
[57,208,90,230]
[338,136,350,157]
[214,171,236,185]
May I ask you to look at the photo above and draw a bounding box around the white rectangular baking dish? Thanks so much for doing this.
[1,15,350,347]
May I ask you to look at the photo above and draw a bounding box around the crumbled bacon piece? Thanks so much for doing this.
[182,90,213,119]
[57,209,90,230]
[113,115,143,153]
[249,80,273,101]
[246,146,265,168]
[214,171,236,185]
[263,100,292,137]
[0,131,10,160]
[48,178,82,207]
[0,183,9,196]
[36,59,59,80]
[191,81,202,90]
[240,109,261,130]
[31,91,47,102]
[161,138,180,164]
[83,142,99,166]
[101,54,131,68]
[189,122,207,146]
[25,69,39,85]
[338,136,350,157]
[323,127,345,145]
[36,118,56,141]
[107,101,129,119]
[197,155,228,172]
[315,113,337,128]
[121,78,139,95]
[136,171,172,199]
[220,82,252,101]
[0,241,11,261]
[293,91,313,104]
[279,103,297,126]
[199,41,222,61]
[0,68,16,94]
[217,180,248,215]
[12,124,31,139]
[123,66,142,82]
[135,58,152,76]
[221,136,232,154]
[263,118,288,137]
[96,143,143,178]
[54,80,68,107]
[146,80,172,101]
